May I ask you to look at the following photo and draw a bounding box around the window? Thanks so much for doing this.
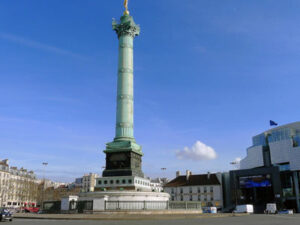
[210,187,213,192]
[198,195,201,201]
[197,187,200,193]
[190,195,193,201]
[204,187,207,193]
[189,187,192,193]
[128,179,132,184]
[104,180,107,185]
[116,180,120,184]
[122,179,126,184]
[180,196,183,201]
[211,195,214,201]
[180,188,183,193]
[98,180,102,185]
[110,180,114,184]
[171,188,174,194]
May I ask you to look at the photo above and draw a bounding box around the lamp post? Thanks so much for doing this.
[41,162,48,209]
[161,168,167,181]
[230,161,239,207]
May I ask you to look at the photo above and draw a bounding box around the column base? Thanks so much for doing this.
[102,140,144,177]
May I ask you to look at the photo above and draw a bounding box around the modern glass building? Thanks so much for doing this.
[230,122,300,212]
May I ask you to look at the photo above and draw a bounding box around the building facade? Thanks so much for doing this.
[82,173,99,192]
[230,122,300,212]
[0,159,39,207]
[164,171,223,209]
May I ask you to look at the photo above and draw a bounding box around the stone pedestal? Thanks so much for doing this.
[61,195,79,213]
[79,191,170,211]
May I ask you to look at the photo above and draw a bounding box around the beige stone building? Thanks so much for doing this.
[82,173,99,192]
[0,159,39,207]
[164,171,224,209]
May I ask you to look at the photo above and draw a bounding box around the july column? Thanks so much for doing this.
[113,15,140,141]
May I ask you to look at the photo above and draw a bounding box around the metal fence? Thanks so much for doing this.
[104,201,202,211]
[169,201,202,210]
[105,201,168,211]
[77,201,93,213]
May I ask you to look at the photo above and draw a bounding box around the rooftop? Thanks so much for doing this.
[263,121,300,135]
[164,173,221,187]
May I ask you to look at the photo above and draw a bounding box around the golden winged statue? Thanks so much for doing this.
[124,0,129,15]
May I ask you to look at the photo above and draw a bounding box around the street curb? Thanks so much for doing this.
[14,213,246,221]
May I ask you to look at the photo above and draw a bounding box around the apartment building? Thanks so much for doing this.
[82,173,99,192]
[0,159,39,207]
[164,171,223,209]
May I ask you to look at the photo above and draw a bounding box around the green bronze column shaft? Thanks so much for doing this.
[113,15,140,141]
[115,29,134,139]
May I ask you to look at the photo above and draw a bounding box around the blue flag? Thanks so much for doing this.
[270,120,278,126]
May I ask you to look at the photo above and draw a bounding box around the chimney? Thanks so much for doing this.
[176,171,180,177]
[207,172,211,179]
[186,170,191,180]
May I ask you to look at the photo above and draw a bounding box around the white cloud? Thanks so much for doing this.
[234,157,242,163]
[176,141,217,161]
[230,157,242,170]
[0,32,88,60]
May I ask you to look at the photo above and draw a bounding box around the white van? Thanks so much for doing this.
[234,204,254,213]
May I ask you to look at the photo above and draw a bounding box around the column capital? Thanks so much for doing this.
[112,15,140,39]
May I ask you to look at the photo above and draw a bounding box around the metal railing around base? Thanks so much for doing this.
[105,201,168,211]
[104,201,202,211]
[169,201,202,210]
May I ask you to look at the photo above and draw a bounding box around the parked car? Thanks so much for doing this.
[278,209,294,214]
[203,207,217,213]
[0,208,13,222]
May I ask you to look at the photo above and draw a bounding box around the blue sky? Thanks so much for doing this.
[0,0,300,182]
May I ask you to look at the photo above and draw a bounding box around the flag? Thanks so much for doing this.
[270,120,278,126]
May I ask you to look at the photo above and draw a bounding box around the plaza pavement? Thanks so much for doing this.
[11,214,300,225]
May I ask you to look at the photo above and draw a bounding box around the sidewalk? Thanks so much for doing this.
[15,212,243,220]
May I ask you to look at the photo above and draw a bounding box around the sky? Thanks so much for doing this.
[0,0,300,182]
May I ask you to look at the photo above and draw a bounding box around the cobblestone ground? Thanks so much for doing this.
[11,214,300,225]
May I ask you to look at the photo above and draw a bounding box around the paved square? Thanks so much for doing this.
[12,214,300,225]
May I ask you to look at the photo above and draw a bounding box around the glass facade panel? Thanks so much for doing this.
[268,128,291,144]
[281,172,294,197]
[278,164,290,171]
[252,134,267,146]
[293,135,300,147]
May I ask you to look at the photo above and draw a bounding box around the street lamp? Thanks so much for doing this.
[229,162,239,207]
[41,162,48,209]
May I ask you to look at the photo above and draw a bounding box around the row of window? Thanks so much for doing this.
[98,179,132,185]
[98,179,152,186]
[171,195,214,201]
[171,187,214,194]
[252,129,300,146]
[6,202,36,206]
[268,128,291,143]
